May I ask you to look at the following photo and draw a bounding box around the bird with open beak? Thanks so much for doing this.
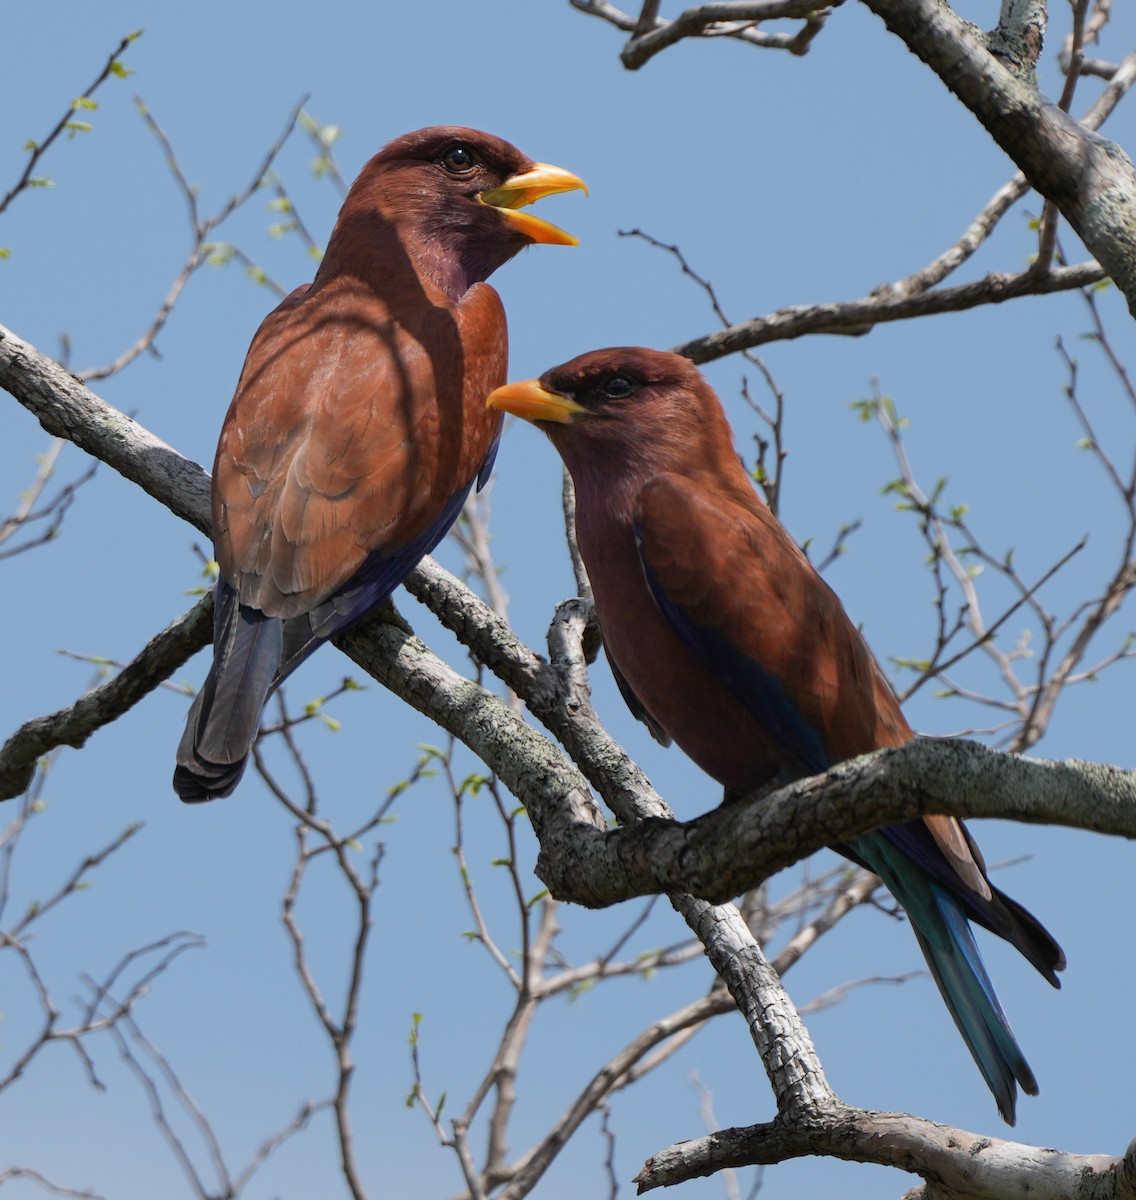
[174,126,585,802]
[488,346,1064,1125]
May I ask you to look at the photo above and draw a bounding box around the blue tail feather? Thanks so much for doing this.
[853,831,1036,1124]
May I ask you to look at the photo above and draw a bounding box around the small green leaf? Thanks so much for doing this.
[460,772,489,796]
[72,97,98,111]
[319,714,341,732]
[568,978,597,1003]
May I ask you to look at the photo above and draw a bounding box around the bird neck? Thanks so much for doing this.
[572,470,641,558]
[316,197,512,304]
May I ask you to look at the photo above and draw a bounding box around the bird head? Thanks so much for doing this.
[335,126,586,291]
[486,347,749,499]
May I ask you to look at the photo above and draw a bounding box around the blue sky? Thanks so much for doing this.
[3,2,1136,1197]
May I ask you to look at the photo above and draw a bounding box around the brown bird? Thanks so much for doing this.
[174,126,585,802]
[488,347,1063,1123]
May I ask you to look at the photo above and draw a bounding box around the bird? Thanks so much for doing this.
[487,346,1064,1124]
[174,126,586,802]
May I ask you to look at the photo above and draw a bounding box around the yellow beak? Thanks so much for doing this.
[480,162,587,246]
[486,379,588,424]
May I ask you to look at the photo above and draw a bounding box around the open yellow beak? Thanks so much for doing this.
[480,162,587,246]
[486,379,588,424]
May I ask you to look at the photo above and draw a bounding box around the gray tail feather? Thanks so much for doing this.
[173,596,284,803]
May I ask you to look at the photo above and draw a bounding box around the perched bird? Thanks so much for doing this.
[174,127,585,802]
[487,346,1064,1123]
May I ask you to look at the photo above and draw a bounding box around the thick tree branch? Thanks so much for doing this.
[634,1103,1134,1196]
[859,0,1136,315]
[0,324,212,533]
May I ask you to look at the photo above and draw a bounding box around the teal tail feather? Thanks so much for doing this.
[852,830,1045,1124]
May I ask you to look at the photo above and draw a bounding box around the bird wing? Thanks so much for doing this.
[633,472,909,774]
[633,472,996,898]
[212,279,505,621]
[607,656,673,746]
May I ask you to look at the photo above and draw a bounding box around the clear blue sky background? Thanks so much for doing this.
[3,2,1136,1197]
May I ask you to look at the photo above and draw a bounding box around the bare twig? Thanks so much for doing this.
[0,33,140,217]
[77,96,308,382]
[0,441,96,559]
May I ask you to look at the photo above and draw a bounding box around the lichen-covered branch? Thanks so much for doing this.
[859,0,1136,314]
[634,1103,1135,1195]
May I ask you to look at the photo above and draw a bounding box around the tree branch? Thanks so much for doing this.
[858,0,1136,315]
[0,597,211,799]
[671,261,1104,365]
[634,1103,1133,1195]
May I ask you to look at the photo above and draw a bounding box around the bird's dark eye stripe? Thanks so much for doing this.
[439,144,478,173]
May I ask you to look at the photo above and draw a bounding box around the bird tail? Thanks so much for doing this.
[173,584,284,802]
[852,831,1039,1125]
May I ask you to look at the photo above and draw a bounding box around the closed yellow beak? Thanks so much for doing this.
[486,379,588,424]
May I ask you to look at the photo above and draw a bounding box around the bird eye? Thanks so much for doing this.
[439,144,478,174]
[600,374,637,400]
